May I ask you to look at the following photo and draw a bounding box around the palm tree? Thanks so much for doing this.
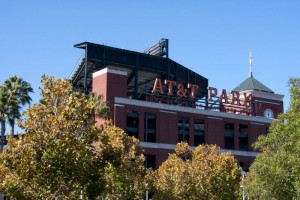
[0,76,33,137]
[0,90,9,151]
[88,92,111,119]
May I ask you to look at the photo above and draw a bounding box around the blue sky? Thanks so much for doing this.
[0,1,299,133]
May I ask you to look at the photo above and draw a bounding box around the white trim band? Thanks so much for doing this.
[115,97,274,124]
[140,142,258,157]
[159,110,177,114]
[114,104,125,107]
[207,116,223,120]
[250,122,265,126]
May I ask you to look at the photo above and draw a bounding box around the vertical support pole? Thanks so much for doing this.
[145,183,149,200]
[167,59,170,80]
[146,191,149,200]
[241,171,246,200]
[84,44,88,94]
[165,39,169,58]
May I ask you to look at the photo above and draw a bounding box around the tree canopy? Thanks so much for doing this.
[0,76,33,151]
[153,142,241,200]
[0,75,149,200]
[245,78,300,200]
[0,76,33,136]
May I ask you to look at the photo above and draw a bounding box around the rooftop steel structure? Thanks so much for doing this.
[70,40,208,101]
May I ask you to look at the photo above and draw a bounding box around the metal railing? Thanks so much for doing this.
[69,54,85,79]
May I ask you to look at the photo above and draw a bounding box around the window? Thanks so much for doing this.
[239,125,248,151]
[126,111,139,138]
[178,117,189,142]
[224,123,234,149]
[144,113,156,142]
[194,119,205,146]
[145,154,156,170]
[266,127,270,134]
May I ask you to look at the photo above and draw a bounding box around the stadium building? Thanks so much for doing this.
[70,39,283,171]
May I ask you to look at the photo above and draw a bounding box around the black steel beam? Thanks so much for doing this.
[127,77,157,90]
[84,44,88,94]
[71,42,208,96]
[127,69,136,85]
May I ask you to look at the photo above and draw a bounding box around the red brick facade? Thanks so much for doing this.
[93,68,284,170]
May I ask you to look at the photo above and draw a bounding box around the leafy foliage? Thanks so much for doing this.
[153,142,241,200]
[0,76,33,151]
[94,122,151,199]
[246,78,300,200]
[0,76,149,200]
[0,75,33,136]
[88,92,110,119]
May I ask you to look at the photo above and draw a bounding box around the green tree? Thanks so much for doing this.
[88,92,110,119]
[94,122,150,199]
[153,142,241,200]
[0,90,9,151]
[0,76,149,200]
[245,78,300,200]
[0,76,33,137]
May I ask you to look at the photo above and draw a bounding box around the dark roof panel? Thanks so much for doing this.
[233,76,274,93]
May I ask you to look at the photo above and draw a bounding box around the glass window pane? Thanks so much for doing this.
[239,125,248,151]
[194,119,205,146]
[224,123,234,150]
[145,154,156,170]
[178,117,189,142]
[144,113,156,142]
[126,111,139,138]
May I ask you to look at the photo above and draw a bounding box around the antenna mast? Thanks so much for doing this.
[249,52,253,77]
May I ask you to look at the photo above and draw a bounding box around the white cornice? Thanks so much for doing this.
[114,104,125,107]
[159,110,177,114]
[115,97,273,124]
[207,116,223,120]
[140,142,258,157]
[93,68,127,78]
